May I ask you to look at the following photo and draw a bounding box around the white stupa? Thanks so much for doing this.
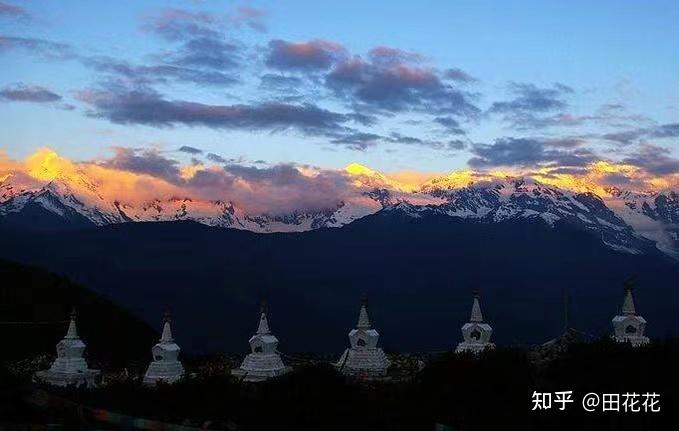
[455,290,495,354]
[232,304,291,382]
[35,309,100,387]
[336,296,390,378]
[612,283,649,347]
[143,310,185,386]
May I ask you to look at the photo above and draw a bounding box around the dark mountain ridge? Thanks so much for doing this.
[1,207,677,354]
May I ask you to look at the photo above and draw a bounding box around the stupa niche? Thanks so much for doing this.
[336,296,390,378]
[455,291,495,354]
[232,304,291,382]
[143,310,185,386]
[35,309,100,387]
[612,283,649,347]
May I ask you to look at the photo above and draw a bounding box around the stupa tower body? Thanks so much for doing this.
[336,296,390,378]
[612,283,649,347]
[35,309,100,387]
[232,304,291,382]
[455,291,495,354]
[143,311,185,386]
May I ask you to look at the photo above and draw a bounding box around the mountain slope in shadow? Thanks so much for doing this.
[1,208,677,353]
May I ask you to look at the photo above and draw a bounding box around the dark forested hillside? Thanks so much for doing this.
[0,259,157,366]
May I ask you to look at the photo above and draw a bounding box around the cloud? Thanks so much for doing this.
[653,123,679,138]
[448,139,467,150]
[543,138,585,148]
[519,104,654,131]
[178,146,203,155]
[329,132,382,150]
[210,163,351,214]
[368,46,423,65]
[101,147,182,183]
[76,87,356,136]
[0,2,28,19]
[387,133,454,151]
[468,137,596,168]
[0,83,61,103]
[434,116,465,135]
[83,56,238,86]
[444,68,477,83]
[206,153,227,163]
[0,35,74,59]
[622,145,679,175]
[227,6,267,32]
[144,5,267,39]
[259,73,304,94]
[328,130,462,152]
[266,39,347,71]
[603,122,679,145]
[491,82,572,113]
[489,82,574,129]
[167,37,241,70]
[326,51,479,116]
[139,8,244,85]
[264,42,479,126]
[142,8,220,41]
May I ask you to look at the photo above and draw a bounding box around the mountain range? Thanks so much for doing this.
[1,163,678,258]
[2,162,678,353]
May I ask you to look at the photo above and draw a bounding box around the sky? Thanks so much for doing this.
[1,0,678,206]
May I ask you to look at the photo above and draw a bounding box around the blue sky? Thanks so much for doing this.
[1,0,678,176]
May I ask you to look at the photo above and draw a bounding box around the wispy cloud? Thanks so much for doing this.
[266,39,347,71]
[76,86,358,136]
[488,82,574,129]
[603,123,679,145]
[178,146,203,155]
[0,2,29,20]
[82,55,238,87]
[0,83,61,103]
[0,35,74,59]
[326,47,479,116]
[468,136,596,168]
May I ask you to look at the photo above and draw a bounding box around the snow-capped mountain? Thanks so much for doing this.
[1,167,678,258]
[603,187,679,258]
[382,178,658,255]
[0,170,385,233]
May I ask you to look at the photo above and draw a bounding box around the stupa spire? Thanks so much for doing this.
[160,308,174,342]
[65,307,78,339]
[256,301,271,335]
[357,294,371,329]
[622,282,637,315]
[470,290,484,323]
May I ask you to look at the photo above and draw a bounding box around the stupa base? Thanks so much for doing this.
[336,348,390,379]
[613,335,649,347]
[231,366,292,382]
[143,361,185,386]
[455,342,495,354]
[34,369,100,388]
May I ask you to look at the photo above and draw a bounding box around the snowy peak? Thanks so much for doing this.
[411,177,654,254]
[0,165,677,258]
[603,188,679,258]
